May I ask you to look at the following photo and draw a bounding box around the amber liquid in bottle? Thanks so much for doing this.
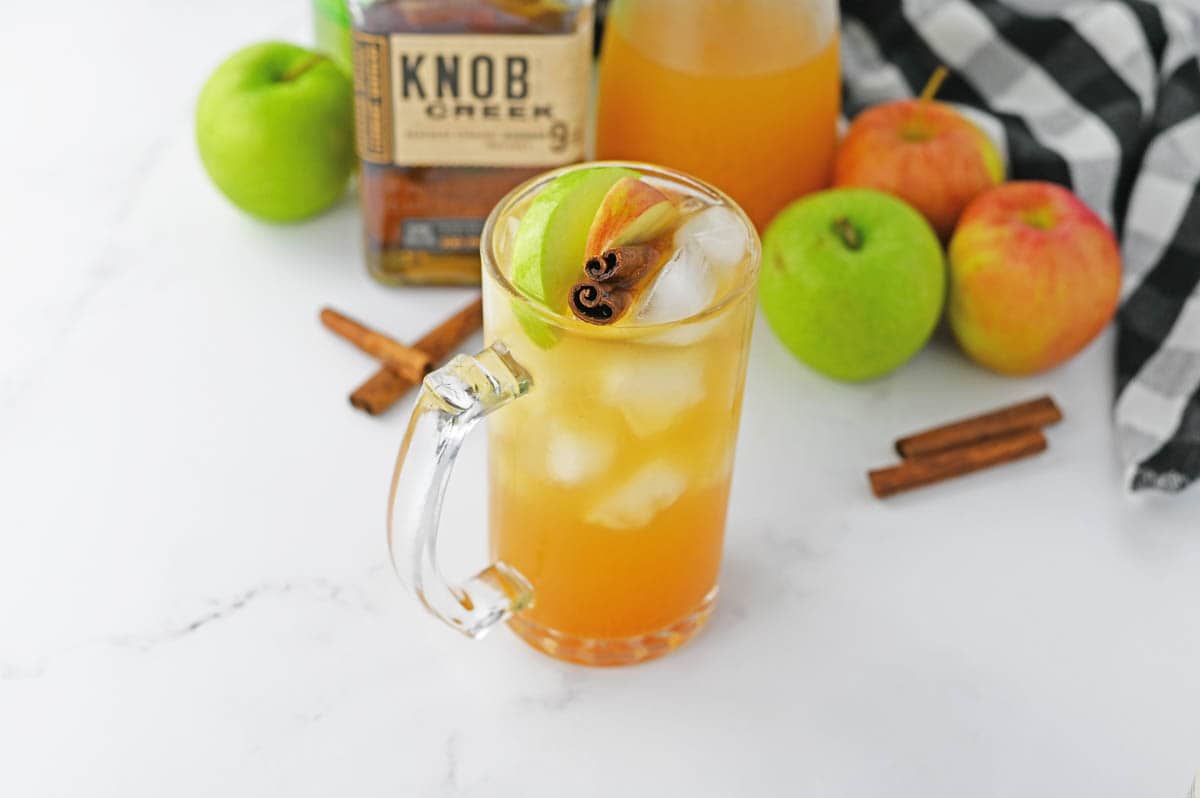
[352,0,592,285]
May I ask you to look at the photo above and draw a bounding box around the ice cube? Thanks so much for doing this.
[545,424,615,485]
[632,242,725,345]
[642,315,723,347]
[601,349,706,436]
[674,206,748,272]
[585,460,689,530]
[696,436,736,489]
[632,241,718,327]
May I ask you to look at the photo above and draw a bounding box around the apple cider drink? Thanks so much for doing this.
[479,163,760,664]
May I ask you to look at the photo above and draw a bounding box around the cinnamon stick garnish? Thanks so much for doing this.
[569,281,633,324]
[895,395,1062,458]
[583,244,663,284]
[320,308,432,384]
[869,428,1047,499]
[322,297,483,416]
[570,241,666,325]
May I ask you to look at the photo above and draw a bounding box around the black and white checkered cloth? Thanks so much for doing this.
[841,0,1200,493]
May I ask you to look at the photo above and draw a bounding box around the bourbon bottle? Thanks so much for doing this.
[350,0,594,285]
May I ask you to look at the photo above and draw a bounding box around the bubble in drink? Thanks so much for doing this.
[601,349,707,436]
[674,206,748,271]
[585,460,688,530]
[633,241,718,326]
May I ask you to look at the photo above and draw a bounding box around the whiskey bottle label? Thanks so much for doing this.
[353,27,591,168]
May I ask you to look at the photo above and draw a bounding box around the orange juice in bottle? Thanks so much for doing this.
[596,0,841,229]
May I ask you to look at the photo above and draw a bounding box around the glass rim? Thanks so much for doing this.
[479,160,762,337]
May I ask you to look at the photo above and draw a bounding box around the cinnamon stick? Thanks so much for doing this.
[350,297,483,414]
[569,281,634,325]
[895,396,1062,459]
[570,241,667,325]
[583,244,663,285]
[321,297,483,416]
[869,428,1047,499]
[349,367,412,416]
[320,307,432,384]
[407,296,484,362]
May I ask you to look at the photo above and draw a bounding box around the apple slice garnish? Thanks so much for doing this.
[585,177,680,257]
[509,165,638,346]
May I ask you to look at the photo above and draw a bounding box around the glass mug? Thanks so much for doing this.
[595,0,840,230]
[387,163,761,665]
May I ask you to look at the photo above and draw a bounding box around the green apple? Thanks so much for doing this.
[512,166,639,309]
[196,41,354,222]
[509,165,637,345]
[760,188,945,381]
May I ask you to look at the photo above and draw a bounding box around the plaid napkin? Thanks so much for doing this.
[841,0,1200,493]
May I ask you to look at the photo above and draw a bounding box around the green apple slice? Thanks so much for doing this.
[510,166,638,346]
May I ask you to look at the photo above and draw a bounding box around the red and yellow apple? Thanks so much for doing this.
[948,181,1121,375]
[834,99,1004,240]
[585,176,679,256]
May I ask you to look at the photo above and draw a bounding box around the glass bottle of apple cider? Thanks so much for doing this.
[595,0,840,230]
[349,0,595,285]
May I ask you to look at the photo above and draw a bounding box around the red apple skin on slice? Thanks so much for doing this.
[585,177,680,257]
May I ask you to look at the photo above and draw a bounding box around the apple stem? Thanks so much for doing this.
[280,53,326,82]
[832,217,863,251]
[920,65,950,102]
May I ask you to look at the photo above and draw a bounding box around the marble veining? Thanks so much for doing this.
[1,575,374,682]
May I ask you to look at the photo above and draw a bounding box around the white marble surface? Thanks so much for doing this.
[3,2,1200,796]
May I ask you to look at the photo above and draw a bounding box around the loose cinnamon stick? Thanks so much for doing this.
[870,428,1047,499]
[407,296,484,362]
[320,297,483,416]
[349,297,483,414]
[895,396,1062,459]
[320,308,432,384]
[349,367,412,416]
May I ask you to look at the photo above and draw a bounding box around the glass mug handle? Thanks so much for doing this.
[386,342,534,638]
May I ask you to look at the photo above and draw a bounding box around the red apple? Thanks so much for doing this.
[585,177,679,257]
[834,99,1003,239]
[948,181,1121,375]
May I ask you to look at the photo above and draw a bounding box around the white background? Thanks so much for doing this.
[1,1,1198,796]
